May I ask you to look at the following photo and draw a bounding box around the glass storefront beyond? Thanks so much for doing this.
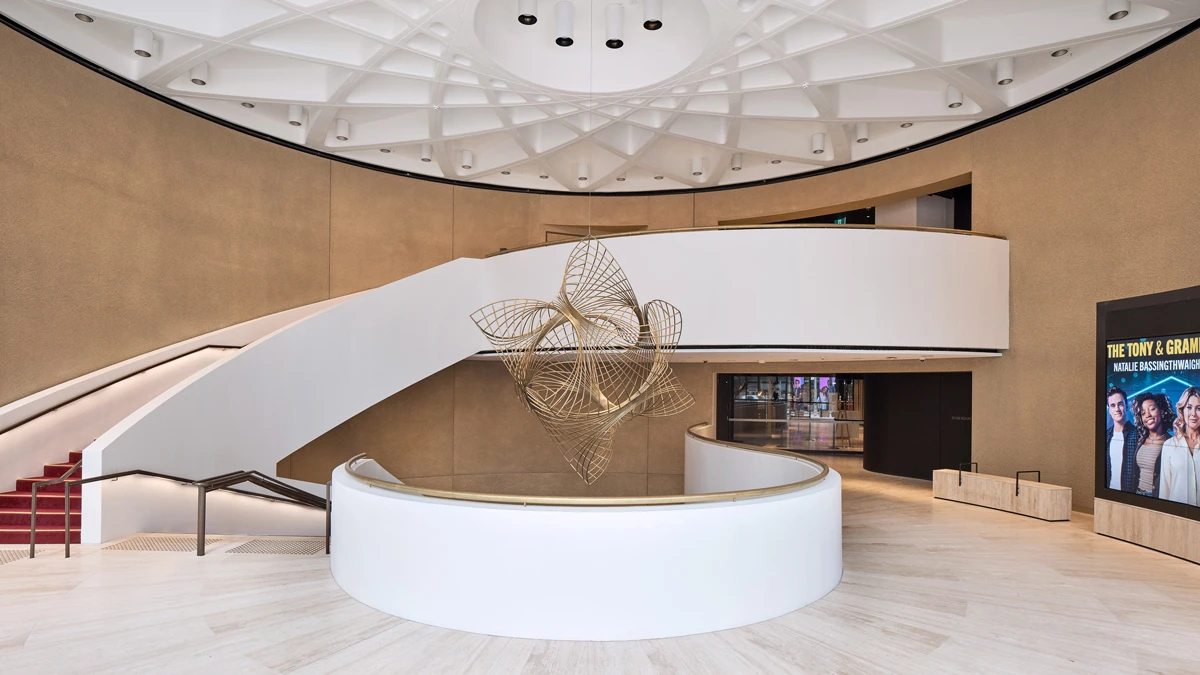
[729,374,864,453]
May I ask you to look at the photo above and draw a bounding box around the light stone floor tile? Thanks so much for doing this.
[2,456,1199,674]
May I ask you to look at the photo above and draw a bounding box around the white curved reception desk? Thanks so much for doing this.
[331,425,842,641]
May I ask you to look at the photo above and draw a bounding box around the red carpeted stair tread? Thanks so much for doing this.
[0,527,81,544]
[0,509,81,527]
[0,450,86,545]
[15,476,81,493]
[0,491,81,509]
[43,463,80,478]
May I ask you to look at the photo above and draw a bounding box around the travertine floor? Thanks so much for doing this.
[3,457,1199,675]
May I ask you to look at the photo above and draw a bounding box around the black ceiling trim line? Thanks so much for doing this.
[2,13,1197,198]
[475,345,1002,355]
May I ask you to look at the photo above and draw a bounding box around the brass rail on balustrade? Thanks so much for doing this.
[485,223,1006,258]
[343,423,829,507]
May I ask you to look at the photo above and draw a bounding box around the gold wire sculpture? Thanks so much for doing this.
[472,238,694,484]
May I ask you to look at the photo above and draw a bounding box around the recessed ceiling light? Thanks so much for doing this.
[643,0,662,30]
[189,63,208,86]
[241,102,255,109]
[616,173,626,181]
[132,26,154,58]
[518,0,537,25]
[501,170,511,175]
[1051,48,1069,57]
[691,157,704,176]
[1107,0,1130,20]
[996,57,1014,86]
[74,13,93,23]
[900,122,913,128]
[770,158,782,164]
[854,123,868,144]
[539,172,550,179]
[578,161,589,181]
[556,1,574,47]
[379,148,391,153]
[605,4,624,49]
[335,118,350,141]
[946,85,963,109]
[288,104,303,127]
[420,143,432,162]
[654,175,663,180]
[460,150,473,170]
[730,153,742,171]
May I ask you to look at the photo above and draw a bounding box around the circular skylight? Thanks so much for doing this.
[3,0,1196,193]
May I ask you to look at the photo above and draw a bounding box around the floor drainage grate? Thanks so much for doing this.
[0,550,44,565]
[104,536,222,552]
[225,539,326,556]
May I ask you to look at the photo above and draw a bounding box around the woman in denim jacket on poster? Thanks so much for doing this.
[1130,392,1174,498]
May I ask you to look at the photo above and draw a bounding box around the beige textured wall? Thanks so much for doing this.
[288,358,987,497]
[8,22,1200,507]
[0,29,459,404]
[0,30,332,405]
[968,32,1200,512]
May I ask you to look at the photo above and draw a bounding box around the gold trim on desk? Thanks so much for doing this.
[485,223,1006,258]
[342,423,829,507]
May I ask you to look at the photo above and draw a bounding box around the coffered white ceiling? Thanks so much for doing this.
[3,0,1198,192]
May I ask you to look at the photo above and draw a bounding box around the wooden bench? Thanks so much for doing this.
[933,469,1071,522]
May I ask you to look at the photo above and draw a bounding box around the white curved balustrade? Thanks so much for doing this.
[331,425,842,640]
[75,227,1006,542]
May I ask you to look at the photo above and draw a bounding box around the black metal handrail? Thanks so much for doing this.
[194,470,327,556]
[1015,470,1041,496]
[29,465,327,559]
[29,460,82,559]
[958,462,978,486]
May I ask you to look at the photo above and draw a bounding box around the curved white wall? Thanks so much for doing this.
[684,424,821,494]
[330,456,842,640]
[486,228,1008,350]
[80,228,1006,542]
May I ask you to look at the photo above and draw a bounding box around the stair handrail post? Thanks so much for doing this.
[64,479,71,559]
[28,460,81,559]
[196,485,207,556]
[325,480,332,555]
[29,483,39,559]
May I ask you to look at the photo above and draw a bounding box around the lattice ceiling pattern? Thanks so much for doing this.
[3,0,1198,192]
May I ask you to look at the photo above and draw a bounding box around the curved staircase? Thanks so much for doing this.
[0,450,82,544]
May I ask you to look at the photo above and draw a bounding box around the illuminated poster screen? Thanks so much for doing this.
[1103,333,1200,505]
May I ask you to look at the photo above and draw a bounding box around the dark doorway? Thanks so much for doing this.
[863,372,971,480]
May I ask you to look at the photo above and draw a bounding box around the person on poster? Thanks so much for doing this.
[1160,386,1200,505]
[1130,392,1175,497]
[1105,387,1139,491]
